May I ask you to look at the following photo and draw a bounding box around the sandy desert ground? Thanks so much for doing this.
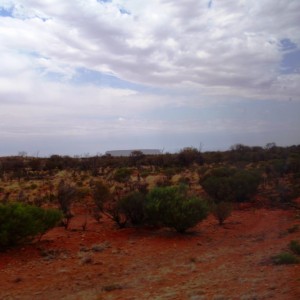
[0,206,299,300]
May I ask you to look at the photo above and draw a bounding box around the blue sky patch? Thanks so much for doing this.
[280,38,297,51]
[119,8,130,15]
[279,39,299,74]
[71,68,152,92]
[281,49,300,74]
[0,6,14,17]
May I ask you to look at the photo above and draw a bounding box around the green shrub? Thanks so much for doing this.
[211,201,233,226]
[177,147,204,167]
[0,202,62,250]
[91,181,110,212]
[146,185,208,233]
[113,168,132,183]
[118,192,146,226]
[272,252,300,265]
[200,167,261,203]
[289,240,300,255]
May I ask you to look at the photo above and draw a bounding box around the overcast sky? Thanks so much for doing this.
[1,0,300,156]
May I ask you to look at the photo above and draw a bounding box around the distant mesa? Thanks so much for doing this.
[105,149,162,157]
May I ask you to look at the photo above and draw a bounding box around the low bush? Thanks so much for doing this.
[211,201,233,226]
[91,181,110,212]
[0,202,62,250]
[289,240,300,255]
[118,191,146,226]
[146,185,208,233]
[272,252,300,265]
[113,168,132,183]
[200,167,261,203]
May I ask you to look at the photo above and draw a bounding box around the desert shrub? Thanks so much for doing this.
[275,184,298,204]
[177,147,204,167]
[105,200,128,228]
[118,192,146,226]
[289,240,300,255]
[200,167,261,203]
[140,169,152,178]
[29,183,38,190]
[91,181,127,228]
[272,252,300,265]
[146,185,208,233]
[287,224,299,233]
[156,176,171,187]
[162,167,181,179]
[113,168,132,183]
[177,176,191,186]
[57,180,77,228]
[231,170,261,202]
[0,202,62,250]
[91,181,110,212]
[211,201,233,226]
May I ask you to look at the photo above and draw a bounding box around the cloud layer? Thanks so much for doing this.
[0,0,300,155]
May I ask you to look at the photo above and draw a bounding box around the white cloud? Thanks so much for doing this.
[0,0,299,99]
[0,0,300,154]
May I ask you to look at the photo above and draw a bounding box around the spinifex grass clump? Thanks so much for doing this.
[0,202,62,250]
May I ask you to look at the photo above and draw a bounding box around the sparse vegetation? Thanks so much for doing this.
[289,240,300,255]
[113,168,132,183]
[0,202,62,250]
[272,252,300,265]
[56,180,77,228]
[91,180,110,215]
[0,144,300,299]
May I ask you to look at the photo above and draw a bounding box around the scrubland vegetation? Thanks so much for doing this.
[0,144,300,250]
[0,144,300,299]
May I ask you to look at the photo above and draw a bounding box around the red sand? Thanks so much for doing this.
[0,208,299,300]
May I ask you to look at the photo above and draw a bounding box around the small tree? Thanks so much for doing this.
[129,150,145,167]
[146,185,208,233]
[177,147,204,167]
[91,181,127,228]
[91,181,110,212]
[57,180,77,228]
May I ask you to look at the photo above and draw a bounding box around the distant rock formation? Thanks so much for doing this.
[105,149,162,157]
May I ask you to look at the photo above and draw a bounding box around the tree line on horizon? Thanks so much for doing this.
[1,143,300,175]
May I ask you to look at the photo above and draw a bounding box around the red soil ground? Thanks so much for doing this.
[0,207,299,300]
